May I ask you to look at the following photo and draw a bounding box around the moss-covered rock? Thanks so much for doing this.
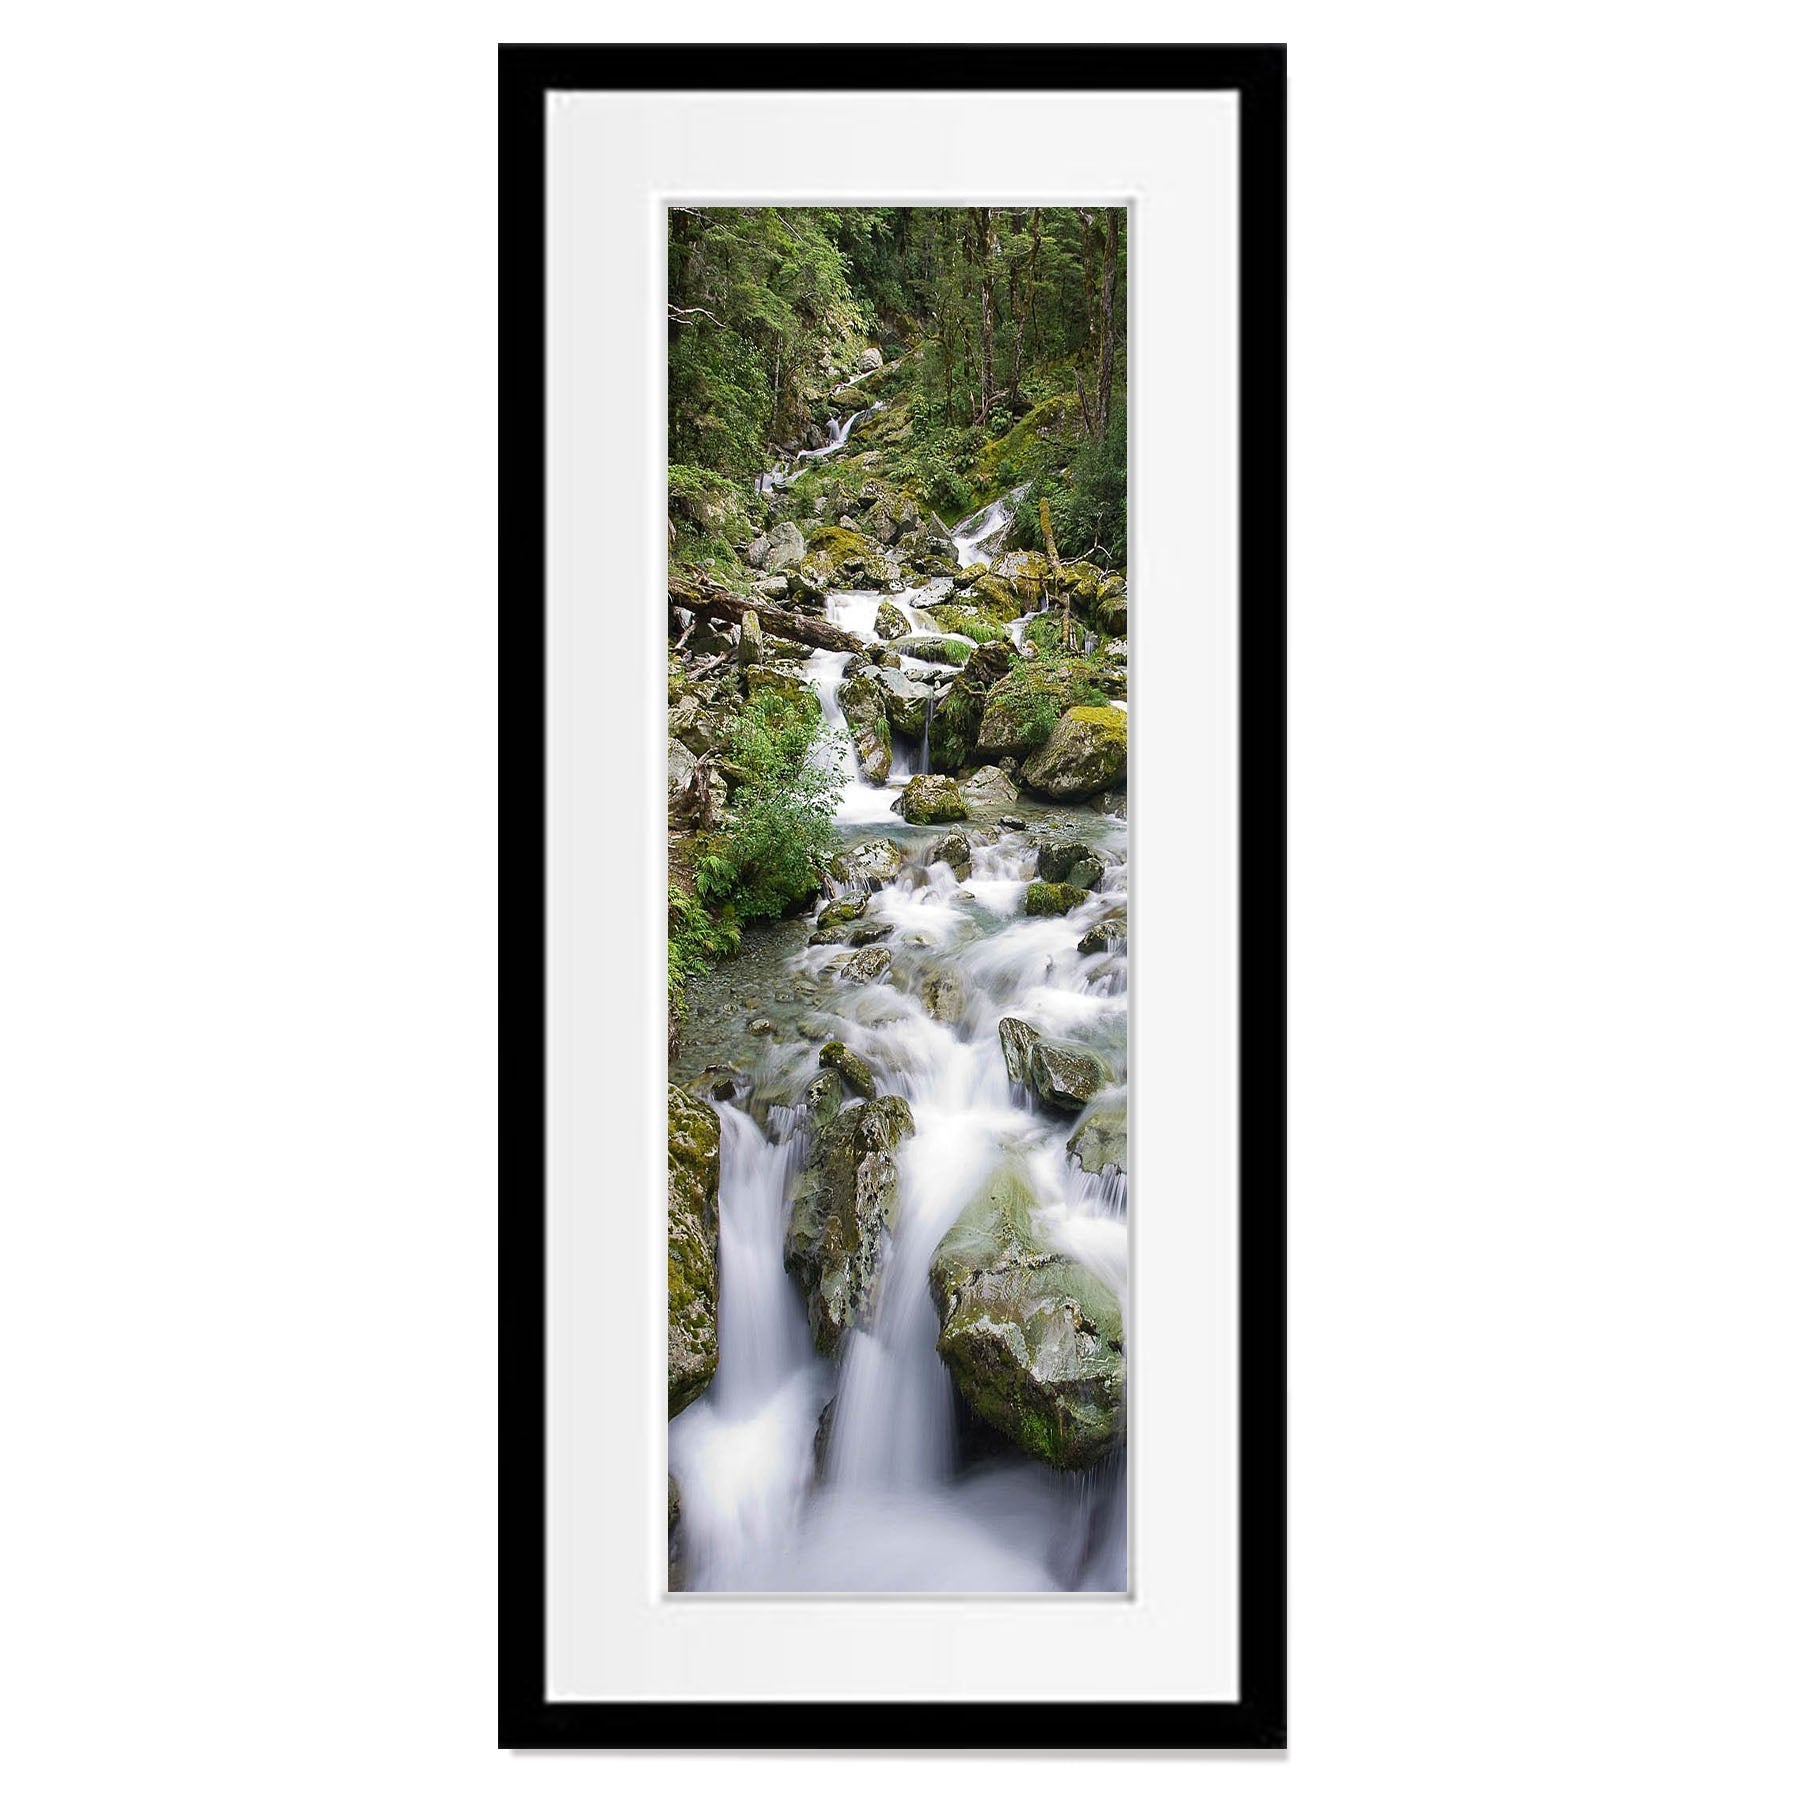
[827,838,906,890]
[667,1086,721,1416]
[800,523,896,588]
[800,1066,845,1131]
[1027,1037,1110,1112]
[928,640,1018,774]
[888,634,971,667]
[876,668,931,739]
[1077,913,1127,955]
[834,943,894,985]
[836,666,893,783]
[785,1095,916,1354]
[744,663,819,714]
[809,919,892,948]
[1020,705,1127,801]
[964,572,1028,619]
[995,1017,1111,1112]
[1095,587,1128,638]
[928,1163,1125,1470]
[874,599,909,640]
[737,609,764,665]
[819,1040,879,1100]
[921,603,1011,640]
[1023,880,1087,917]
[997,1016,1039,1086]
[1035,839,1103,891]
[925,831,972,877]
[899,773,968,824]
[976,663,1093,758]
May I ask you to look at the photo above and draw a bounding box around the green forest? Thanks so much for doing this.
[669,205,1127,572]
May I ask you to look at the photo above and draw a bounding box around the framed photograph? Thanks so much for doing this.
[501,42,1285,1748]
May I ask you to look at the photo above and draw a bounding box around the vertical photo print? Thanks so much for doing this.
[665,206,1129,1593]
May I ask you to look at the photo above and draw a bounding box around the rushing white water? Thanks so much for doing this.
[756,401,889,494]
[950,483,1029,568]
[671,578,1129,1593]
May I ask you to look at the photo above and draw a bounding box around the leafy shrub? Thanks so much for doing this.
[1011,412,1127,568]
[712,692,844,922]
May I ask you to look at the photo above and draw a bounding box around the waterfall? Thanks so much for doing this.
[757,401,889,494]
[672,550,1127,1595]
[949,483,1028,568]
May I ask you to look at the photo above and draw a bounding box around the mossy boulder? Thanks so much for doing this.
[1023,880,1087,917]
[828,837,906,890]
[785,1095,916,1354]
[964,572,1027,619]
[667,1086,721,1416]
[888,634,972,667]
[744,663,818,713]
[819,1040,878,1100]
[928,1164,1125,1470]
[1095,587,1128,638]
[737,609,764,665]
[809,919,892,948]
[1035,839,1103,891]
[876,668,931,739]
[801,523,896,587]
[874,599,909,640]
[998,1016,1039,1085]
[800,1066,845,1131]
[815,895,868,930]
[923,603,1011,640]
[1077,914,1127,955]
[977,663,1093,758]
[995,1017,1111,1112]
[1020,705,1127,801]
[834,944,894,985]
[836,666,893,783]
[925,831,972,877]
[1067,1105,1128,1178]
[929,640,1018,774]
[899,773,968,824]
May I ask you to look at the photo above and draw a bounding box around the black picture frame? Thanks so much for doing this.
[500,41,1286,1751]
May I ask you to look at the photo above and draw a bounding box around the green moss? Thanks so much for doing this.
[965,393,1081,507]
[819,1040,878,1100]
[1024,880,1087,917]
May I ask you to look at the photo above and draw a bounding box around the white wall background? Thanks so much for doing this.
[3,3,1798,1795]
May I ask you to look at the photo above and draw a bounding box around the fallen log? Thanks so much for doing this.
[670,576,864,654]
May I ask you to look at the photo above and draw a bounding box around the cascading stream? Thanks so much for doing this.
[671,569,1128,1594]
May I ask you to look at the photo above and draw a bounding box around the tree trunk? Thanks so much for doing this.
[1009,208,1040,406]
[1097,209,1120,436]
[974,207,995,422]
[669,578,864,654]
[1077,209,1101,440]
[1038,498,1070,653]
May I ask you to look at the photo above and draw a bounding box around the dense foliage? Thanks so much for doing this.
[669,689,846,1007]
[668,205,1127,552]
[704,691,844,923]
